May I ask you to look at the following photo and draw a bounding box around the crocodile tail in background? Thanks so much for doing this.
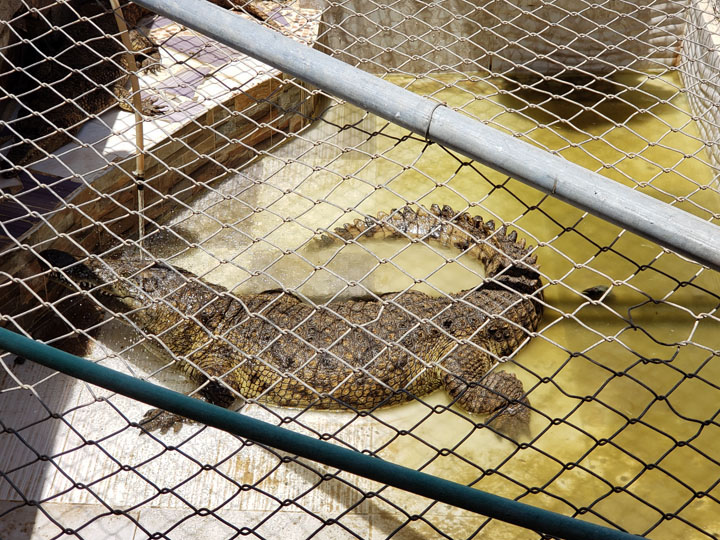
[323,204,540,280]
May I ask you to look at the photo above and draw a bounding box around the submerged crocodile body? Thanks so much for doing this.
[42,205,543,437]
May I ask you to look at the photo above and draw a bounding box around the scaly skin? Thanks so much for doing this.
[2,0,163,177]
[41,205,543,437]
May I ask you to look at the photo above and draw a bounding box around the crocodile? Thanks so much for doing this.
[1,0,164,180]
[40,205,543,438]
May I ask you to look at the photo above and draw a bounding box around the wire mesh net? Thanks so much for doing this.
[1,0,719,538]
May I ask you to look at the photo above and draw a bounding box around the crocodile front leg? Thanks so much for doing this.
[114,29,165,115]
[139,349,243,434]
[128,29,163,74]
[443,356,531,439]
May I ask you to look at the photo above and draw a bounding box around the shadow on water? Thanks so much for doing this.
[494,72,684,131]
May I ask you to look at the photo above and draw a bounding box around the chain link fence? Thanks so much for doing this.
[0,0,719,538]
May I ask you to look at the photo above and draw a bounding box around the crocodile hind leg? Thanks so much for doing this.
[2,25,164,178]
[113,29,165,115]
[128,29,163,74]
[443,363,531,439]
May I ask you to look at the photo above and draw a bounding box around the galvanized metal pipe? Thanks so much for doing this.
[134,0,720,271]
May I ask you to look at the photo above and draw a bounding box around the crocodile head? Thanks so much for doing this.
[39,249,193,315]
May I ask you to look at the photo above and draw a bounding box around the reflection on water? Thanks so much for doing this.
[148,72,720,538]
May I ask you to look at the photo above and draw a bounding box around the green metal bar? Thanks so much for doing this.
[0,326,641,539]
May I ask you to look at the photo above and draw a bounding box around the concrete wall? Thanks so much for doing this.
[679,0,720,183]
[318,0,686,76]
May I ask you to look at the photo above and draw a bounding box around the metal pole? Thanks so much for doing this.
[133,0,720,271]
[0,326,641,540]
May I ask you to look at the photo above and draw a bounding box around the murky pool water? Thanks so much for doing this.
[142,72,720,538]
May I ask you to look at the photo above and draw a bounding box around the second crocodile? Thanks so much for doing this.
[41,205,544,437]
[1,0,163,180]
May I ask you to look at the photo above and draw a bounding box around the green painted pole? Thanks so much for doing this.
[0,326,642,539]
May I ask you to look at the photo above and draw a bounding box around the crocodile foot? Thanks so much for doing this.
[138,407,195,434]
[115,87,167,116]
[445,370,532,440]
[140,95,167,116]
[485,396,531,440]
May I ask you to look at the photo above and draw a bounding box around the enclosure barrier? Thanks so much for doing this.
[134,0,720,271]
[2,0,720,538]
[0,325,641,540]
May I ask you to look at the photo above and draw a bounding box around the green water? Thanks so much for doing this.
[154,72,720,538]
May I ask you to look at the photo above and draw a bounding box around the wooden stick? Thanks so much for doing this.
[108,0,146,256]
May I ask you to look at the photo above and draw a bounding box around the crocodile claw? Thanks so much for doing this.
[139,408,194,434]
[141,95,167,116]
[486,399,532,440]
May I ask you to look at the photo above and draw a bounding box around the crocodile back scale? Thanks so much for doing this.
[40,205,543,438]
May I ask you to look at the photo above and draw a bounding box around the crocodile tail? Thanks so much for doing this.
[324,204,539,278]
